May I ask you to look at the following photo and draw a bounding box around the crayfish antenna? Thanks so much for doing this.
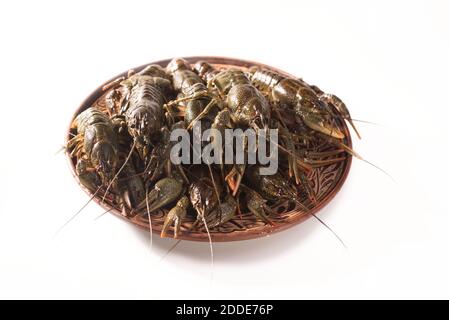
[102,141,136,204]
[350,118,381,126]
[346,118,362,140]
[94,207,114,221]
[294,199,346,248]
[252,122,313,172]
[335,141,395,182]
[159,239,182,263]
[55,145,66,155]
[277,144,313,172]
[145,186,153,252]
[359,157,395,182]
[311,213,347,249]
[207,163,223,223]
[200,214,214,283]
[53,185,102,238]
[321,134,395,183]
[159,221,201,263]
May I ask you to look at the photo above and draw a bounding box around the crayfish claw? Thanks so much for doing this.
[161,196,189,238]
[206,196,238,228]
[301,109,345,140]
[139,177,183,213]
[318,93,361,140]
[225,164,246,196]
[246,190,274,226]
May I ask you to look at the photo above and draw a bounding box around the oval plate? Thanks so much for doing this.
[66,56,352,242]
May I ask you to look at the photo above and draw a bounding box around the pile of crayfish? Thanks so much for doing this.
[67,58,358,239]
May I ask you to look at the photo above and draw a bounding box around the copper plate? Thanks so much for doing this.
[66,56,352,242]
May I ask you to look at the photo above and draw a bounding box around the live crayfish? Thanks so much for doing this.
[66,57,359,243]
[249,66,360,139]
[69,107,118,187]
[105,64,174,162]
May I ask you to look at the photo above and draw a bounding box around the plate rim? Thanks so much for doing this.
[65,56,353,242]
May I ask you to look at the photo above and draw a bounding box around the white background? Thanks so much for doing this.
[0,0,448,299]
